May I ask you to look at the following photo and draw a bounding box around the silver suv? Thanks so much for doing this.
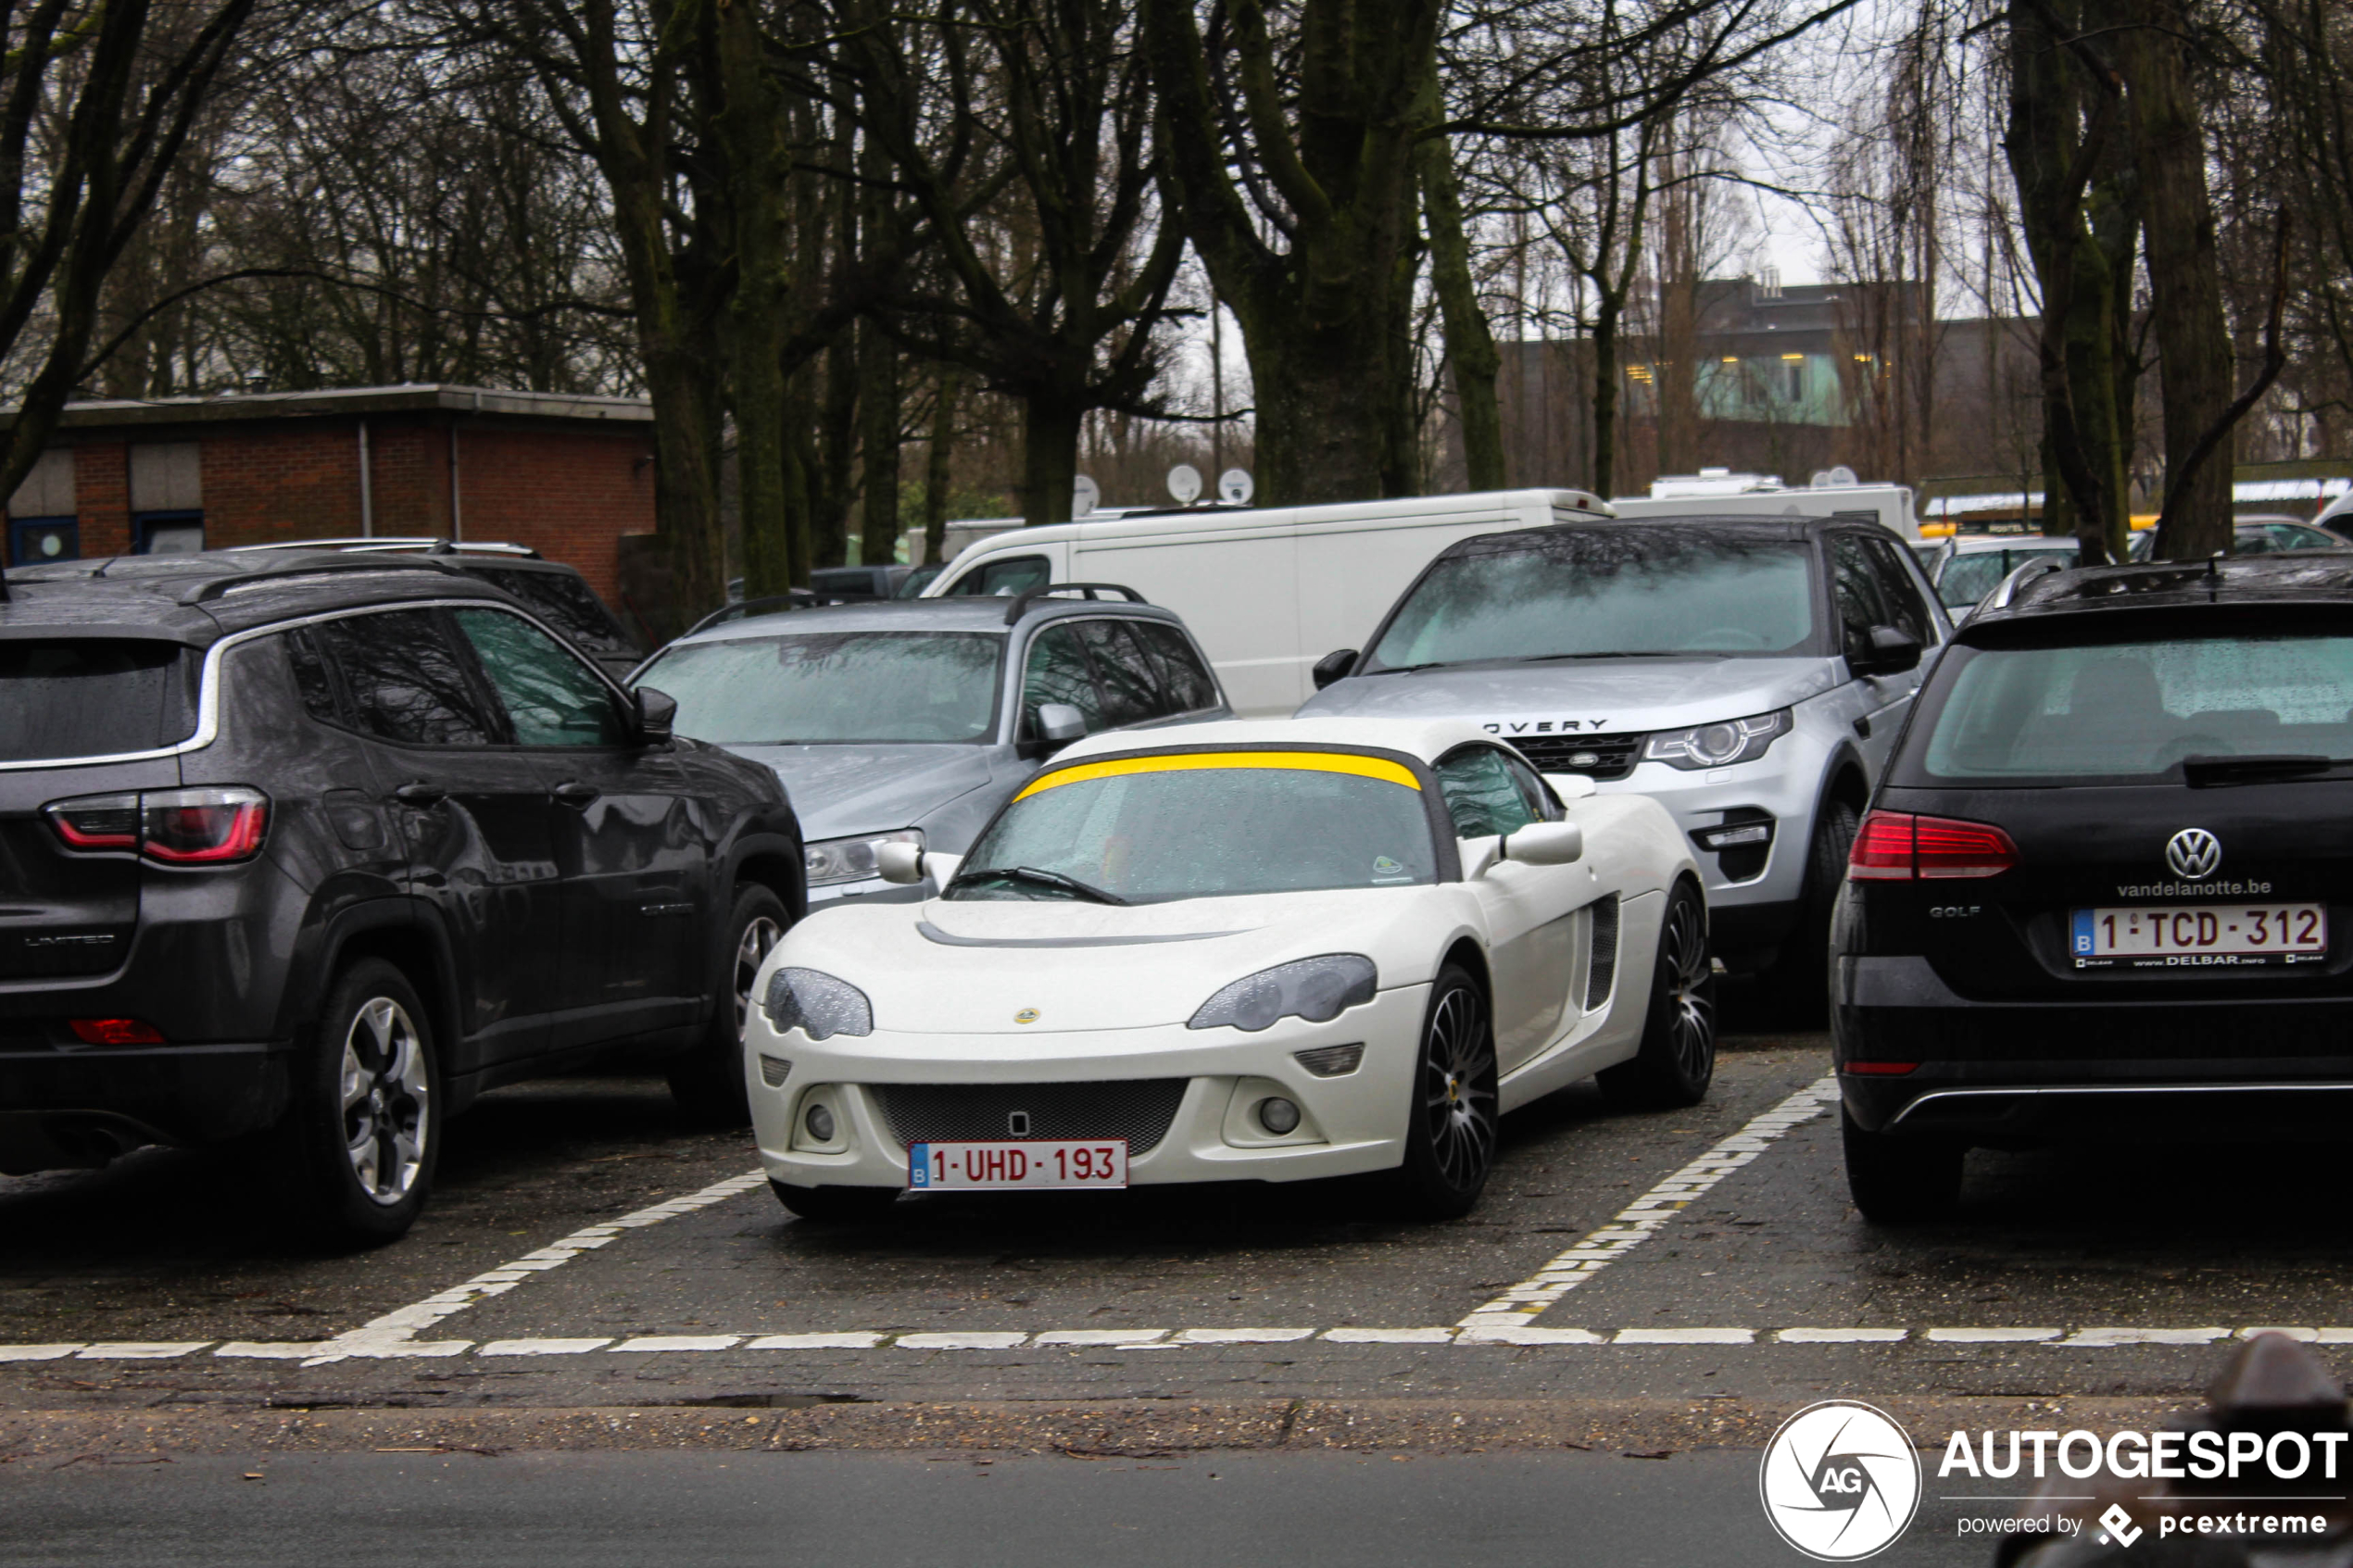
[629,585,1231,906]
[1297,517,1951,1010]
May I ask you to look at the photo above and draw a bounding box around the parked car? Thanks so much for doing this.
[1833,554,2353,1220]
[628,584,1230,909]
[925,489,1611,716]
[1298,516,1952,1011]
[1926,536,2083,609]
[748,717,1709,1223]
[811,564,917,601]
[2126,518,2353,561]
[0,550,803,1241]
[231,538,646,680]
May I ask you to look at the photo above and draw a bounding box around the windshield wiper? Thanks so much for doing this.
[2182,753,2341,786]
[1365,660,1452,676]
[946,865,1129,905]
[1511,650,1718,663]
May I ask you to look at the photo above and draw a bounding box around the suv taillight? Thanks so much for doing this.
[45,787,270,865]
[1846,809,2017,881]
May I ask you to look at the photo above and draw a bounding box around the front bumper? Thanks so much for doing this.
[749,985,1430,1190]
[1593,755,1815,921]
[1835,953,2353,1142]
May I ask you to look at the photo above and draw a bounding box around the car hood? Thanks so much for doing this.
[1296,657,1837,732]
[778,886,1453,1033]
[723,744,997,840]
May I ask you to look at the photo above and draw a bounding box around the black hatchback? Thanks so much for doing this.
[0,552,803,1241]
[1833,554,2353,1219]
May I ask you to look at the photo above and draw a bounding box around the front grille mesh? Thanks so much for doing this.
[872,1079,1189,1152]
[1585,896,1621,1010]
[1505,732,1644,781]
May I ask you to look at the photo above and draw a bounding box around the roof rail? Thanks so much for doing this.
[1986,555,2067,611]
[180,557,462,604]
[1002,582,1147,625]
[682,593,811,638]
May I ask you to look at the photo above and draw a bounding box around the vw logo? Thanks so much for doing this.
[2166,828,2221,880]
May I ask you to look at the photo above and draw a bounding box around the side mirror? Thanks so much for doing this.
[1036,702,1088,744]
[1311,648,1359,690]
[1852,625,1921,677]
[1503,820,1583,866]
[634,686,677,744]
[1541,772,1597,803]
[877,841,925,884]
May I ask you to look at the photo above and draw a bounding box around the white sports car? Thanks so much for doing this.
[746,717,1712,1222]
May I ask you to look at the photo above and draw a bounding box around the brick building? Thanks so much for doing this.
[0,383,656,602]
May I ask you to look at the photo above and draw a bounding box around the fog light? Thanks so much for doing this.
[804,1102,837,1141]
[1257,1097,1301,1135]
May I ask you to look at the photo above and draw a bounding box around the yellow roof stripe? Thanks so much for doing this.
[1015,749,1422,801]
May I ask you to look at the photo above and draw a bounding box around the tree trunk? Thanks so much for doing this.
[710,0,796,599]
[1021,392,1084,528]
[925,364,959,564]
[1591,289,1624,499]
[2123,0,2236,558]
[857,318,901,564]
[1421,132,1503,491]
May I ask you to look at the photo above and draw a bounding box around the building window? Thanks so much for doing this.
[1782,357,1805,401]
[8,516,78,564]
[134,511,205,555]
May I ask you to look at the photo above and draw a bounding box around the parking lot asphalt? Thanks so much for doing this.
[6,1022,2351,1447]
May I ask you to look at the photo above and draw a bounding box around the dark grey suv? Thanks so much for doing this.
[0,552,804,1241]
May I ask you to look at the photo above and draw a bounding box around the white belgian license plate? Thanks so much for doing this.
[907,1139,1128,1190]
[2070,903,2329,969]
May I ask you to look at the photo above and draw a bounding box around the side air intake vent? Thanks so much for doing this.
[1585,896,1621,1010]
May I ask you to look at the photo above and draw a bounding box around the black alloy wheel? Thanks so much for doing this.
[669,884,791,1125]
[1600,879,1718,1109]
[1390,962,1499,1221]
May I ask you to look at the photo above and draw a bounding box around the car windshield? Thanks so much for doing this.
[949,752,1438,904]
[0,639,197,762]
[1936,546,2078,609]
[1905,629,2353,784]
[1367,531,1817,669]
[638,630,1002,744]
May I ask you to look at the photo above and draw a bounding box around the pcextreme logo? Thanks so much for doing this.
[1759,1400,1923,1561]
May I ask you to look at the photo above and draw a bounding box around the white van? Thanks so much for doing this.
[924,488,1611,716]
[1610,481,1920,540]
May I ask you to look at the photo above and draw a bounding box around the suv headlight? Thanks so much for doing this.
[764,968,874,1039]
[1642,709,1792,771]
[1189,955,1377,1032]
[805,829,922,886]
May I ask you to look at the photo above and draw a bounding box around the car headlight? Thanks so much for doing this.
[805,829,922,886]
[1188,954,1377,1032]
[1642,709,1792,771]
[763,968,874,1039]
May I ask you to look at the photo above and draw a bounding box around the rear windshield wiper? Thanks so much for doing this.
[2181,753,2342,786]
[946,865,1129,904]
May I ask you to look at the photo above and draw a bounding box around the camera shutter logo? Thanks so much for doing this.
[2166,827,2221,880]
[1757,1400,1920,1560]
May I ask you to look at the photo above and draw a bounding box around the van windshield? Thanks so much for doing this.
[1366,531,1818,670]
[0,640,197,762]
[637,630,1003,744]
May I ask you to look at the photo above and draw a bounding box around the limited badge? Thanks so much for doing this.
[1013,1008,1040,1024]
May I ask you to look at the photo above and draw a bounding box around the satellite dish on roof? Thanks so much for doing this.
[1072,474,1100,518]
[1811,466,1858,489]
[1219,468,1254,505]
[1166,464,1202,505]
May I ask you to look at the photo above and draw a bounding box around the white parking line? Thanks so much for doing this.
[209,1169,773,1366]
[1456,1076,1842,1334]
[11,1324,2345,1360]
